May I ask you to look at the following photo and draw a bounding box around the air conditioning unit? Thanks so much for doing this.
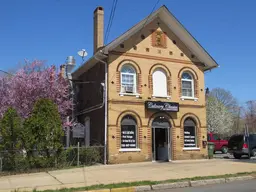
[125,86,134,93]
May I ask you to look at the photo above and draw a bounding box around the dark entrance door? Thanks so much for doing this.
[152,116,171,161]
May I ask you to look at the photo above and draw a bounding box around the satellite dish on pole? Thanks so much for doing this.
[77,49,88,61]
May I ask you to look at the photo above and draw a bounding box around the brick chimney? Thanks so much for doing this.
[59,64,66,78]
[94,6,104,53]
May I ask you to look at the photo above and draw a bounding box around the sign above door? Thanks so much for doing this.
[145,101,179,112]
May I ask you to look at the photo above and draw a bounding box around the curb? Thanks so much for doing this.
[225,175,254,183]
[151,181,189,190]
[84,175,255,192]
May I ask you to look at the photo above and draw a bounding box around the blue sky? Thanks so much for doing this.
[0,0,255,104]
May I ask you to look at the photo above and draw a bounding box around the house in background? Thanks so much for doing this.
[72,5,218,164]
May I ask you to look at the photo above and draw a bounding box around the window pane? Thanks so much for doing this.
[121,65,136,73]
[213,134,219,140]
[182,81,192,89]
[121,125,137,148]
[121,73,135,93]
[182,89,192,97]
[182,72,192,80]
[182,81,192,97]
[184,118,195,126]
[184,126,196,147]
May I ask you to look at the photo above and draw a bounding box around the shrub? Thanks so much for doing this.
[23,98,64,168]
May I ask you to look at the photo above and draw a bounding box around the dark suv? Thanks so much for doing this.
[228,134,256,159]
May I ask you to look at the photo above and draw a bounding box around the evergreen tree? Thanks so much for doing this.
[0,108,23,170]
[24,98,64,167]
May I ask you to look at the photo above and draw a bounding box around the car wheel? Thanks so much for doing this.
[233,153,242,159]
[251,148,256,157]
[221,146,228,154]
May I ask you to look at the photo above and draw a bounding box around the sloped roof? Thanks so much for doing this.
[73,5,218,78]
[103,5,218,70]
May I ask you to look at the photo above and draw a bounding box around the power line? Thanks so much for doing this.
[105,0,118,44]
[105,0,115,43]
[0,69,13,76]
[140,0,160,34]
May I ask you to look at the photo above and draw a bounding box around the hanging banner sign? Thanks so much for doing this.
[145,101,179,112]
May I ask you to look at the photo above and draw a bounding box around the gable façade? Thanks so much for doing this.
[110,18,202,67]
[106,18,206,106]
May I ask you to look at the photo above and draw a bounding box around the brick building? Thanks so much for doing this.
[72,5,218,164]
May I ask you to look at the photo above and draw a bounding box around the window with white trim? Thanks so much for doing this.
[181,72,194,97]
[121,65,136,94]
[184,118,197,148]
[121,115,137,149]
[152,68,168,97]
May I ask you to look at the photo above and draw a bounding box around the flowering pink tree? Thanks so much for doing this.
[0,60,72,122]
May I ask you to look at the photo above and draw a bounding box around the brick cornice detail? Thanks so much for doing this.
[110,51,204,66]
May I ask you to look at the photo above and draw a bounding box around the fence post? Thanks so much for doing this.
[0,157,2,172]
[77,142,80,166]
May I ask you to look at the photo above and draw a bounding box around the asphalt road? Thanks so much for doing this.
[214,152,256,161]
[152,179,256,192]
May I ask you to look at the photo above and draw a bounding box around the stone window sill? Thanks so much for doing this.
[119,148,141,152]
[152,95,171,99]
[119,92,140,98]
[183,147,200,151]
[180,96,198,101]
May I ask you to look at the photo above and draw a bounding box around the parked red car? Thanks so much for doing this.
[207,133,229,154]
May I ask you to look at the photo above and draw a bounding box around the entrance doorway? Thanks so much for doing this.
[152,116,171,161]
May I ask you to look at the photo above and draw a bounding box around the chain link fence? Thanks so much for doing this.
[0,145,104,174]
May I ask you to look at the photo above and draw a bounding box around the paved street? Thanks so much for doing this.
[152,179,256,192]
[214,152,256,160]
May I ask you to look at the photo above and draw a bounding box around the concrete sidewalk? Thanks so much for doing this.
[0,159,255,191]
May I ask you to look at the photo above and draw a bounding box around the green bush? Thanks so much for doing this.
[23,99,64,168]
[1,152,29,172]
[57,147,102,167]
[79,147,102,165]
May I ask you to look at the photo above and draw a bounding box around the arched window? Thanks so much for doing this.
[152,68,167,97]
[121,65,136,94]
[181,72,194,98]
[183,118,197,148]
[121,115,137,149]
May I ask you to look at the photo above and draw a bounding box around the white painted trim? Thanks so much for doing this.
[183,147,200,151]
[119,148,141,152]
[152,95,171,99]
[119,92,140,97]
[180,96,198,101]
